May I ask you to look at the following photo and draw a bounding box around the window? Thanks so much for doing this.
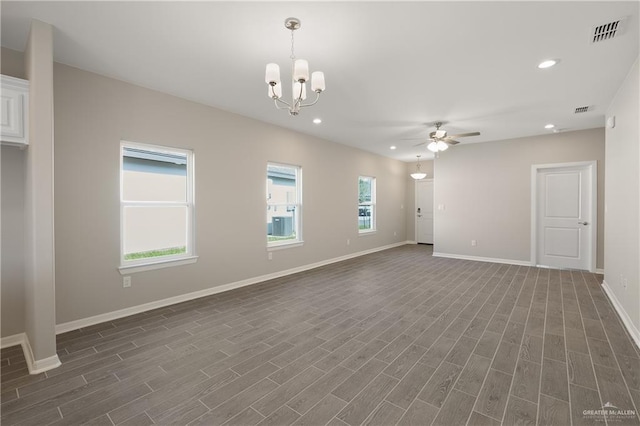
[267,163,302,247]
[358,176,376,232]
[120,141,195,270]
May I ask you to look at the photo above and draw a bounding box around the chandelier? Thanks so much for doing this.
[265,17,326,116]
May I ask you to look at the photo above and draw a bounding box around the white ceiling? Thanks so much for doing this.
[1,1,638,161]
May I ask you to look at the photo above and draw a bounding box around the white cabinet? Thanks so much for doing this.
[1,75,29,147]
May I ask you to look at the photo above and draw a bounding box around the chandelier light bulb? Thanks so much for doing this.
[311,71,325,92]
[293,82,307,100]
[293,59,310,82]
[265,63,281,84]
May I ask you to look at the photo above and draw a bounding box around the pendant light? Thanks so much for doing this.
[410,155,427,180]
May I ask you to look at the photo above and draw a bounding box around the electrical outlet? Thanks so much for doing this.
[123,276,131,288]
[394,231,397,237]
[471,240,477,247]
[347,239,350,246]
[623,277,628,289]
[268,252,273,261]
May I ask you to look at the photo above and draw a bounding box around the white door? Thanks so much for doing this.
[416,179,434,244]
[535,163,595,271]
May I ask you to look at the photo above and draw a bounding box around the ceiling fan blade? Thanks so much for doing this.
[413,142,426,147]
[447,132,480,139]
[446,140,460,145]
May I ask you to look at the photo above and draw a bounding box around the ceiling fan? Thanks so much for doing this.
[415,122,481,152]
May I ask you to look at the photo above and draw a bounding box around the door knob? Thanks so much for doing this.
[578,221,589,225]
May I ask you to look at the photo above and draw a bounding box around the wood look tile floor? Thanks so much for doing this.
[2,245,639,426]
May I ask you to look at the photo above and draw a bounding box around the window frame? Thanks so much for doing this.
[118,140,197,274]
[358,175,376,234]
[266,162,303,249]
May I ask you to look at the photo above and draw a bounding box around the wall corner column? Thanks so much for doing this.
[23,19,60,374]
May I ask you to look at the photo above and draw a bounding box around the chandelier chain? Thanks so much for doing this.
[290,30,296,60]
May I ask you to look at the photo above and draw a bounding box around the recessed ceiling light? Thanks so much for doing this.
[538,59,558,69]
[545,124,555,129]
[390,146,397,150]
[312,118,322,124]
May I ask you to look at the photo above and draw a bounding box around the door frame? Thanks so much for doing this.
[530,161,597,272]
[414,178,434,244]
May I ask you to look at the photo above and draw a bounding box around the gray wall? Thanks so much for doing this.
[604,57,639,332]
[1,48,27,337]
[1,147,26,337]
[433,128,605,268]
[1,47,26,79]
[53,63,408,325]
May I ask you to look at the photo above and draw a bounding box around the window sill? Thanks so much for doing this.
[267,241,304,251]
[358,230,377,236]
[118,256,198,275]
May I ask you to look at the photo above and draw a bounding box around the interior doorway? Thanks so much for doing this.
[416,179,434,244]
[531,161,596,272]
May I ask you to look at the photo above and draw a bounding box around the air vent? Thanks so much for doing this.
[592,18,626,43]
[574,106,592,114]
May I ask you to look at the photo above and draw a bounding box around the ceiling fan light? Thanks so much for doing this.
[427,141,439,152]
[437,141,448,151]
[435,129,447,138]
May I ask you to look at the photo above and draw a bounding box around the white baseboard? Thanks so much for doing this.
[22,336,62,374]
[1,332,26,349]
[406,240,417,245]
[0,332,61,375]
[56,242,409,334]
[432,252,532,267]
[29,354,62,375]
[601,280,640,349]
[595,268,605,274]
